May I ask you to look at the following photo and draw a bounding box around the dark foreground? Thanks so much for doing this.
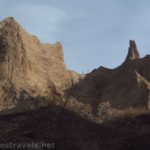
[0,104,150,150]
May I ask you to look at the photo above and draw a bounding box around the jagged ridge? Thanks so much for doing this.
[68,40,150,116]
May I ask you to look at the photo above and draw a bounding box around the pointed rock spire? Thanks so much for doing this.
[125,40,140,62]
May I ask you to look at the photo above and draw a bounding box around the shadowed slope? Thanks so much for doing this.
[68,41,150,114]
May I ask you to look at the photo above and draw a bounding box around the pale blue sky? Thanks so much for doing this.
[0,0,150,73]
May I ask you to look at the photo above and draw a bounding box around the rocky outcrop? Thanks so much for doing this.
[125,40,140,62]
[0,17,82,112]
[68,41,150,115]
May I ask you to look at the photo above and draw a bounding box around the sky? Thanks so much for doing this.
[0,0,150,73]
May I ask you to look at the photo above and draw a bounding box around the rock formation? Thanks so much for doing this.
[0,17,82,112]
[125,40,140,62]
[0,17,150,150]
[68,41,150,116]
[0,17,150,119]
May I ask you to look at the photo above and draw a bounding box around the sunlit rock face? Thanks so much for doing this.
[0,17,82,112]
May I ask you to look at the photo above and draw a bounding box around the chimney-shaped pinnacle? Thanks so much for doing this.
[125,40,140,62]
